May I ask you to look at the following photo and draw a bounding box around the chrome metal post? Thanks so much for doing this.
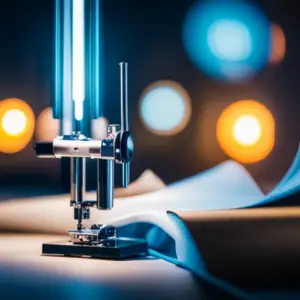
[71,157,86,229]
[120,62,130,187]
[97,159,114,210]
[120,62,129,131]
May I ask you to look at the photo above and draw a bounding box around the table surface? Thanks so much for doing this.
[0,234,243,300]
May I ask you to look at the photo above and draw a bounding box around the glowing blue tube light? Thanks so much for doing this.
[54,0,102,133]
[72,0,85,121]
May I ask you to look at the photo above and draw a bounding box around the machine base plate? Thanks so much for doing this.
[42,238,148,259]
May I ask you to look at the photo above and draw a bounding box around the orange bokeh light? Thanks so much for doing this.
[0,98,35,153]
[216,100,275,164]
[270,24,286,64]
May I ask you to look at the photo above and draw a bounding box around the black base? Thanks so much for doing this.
[42,238,148,259]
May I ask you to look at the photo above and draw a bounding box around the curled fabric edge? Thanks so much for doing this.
[114,210,258,300]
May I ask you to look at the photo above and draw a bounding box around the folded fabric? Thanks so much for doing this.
[250,144,300,207]
[107,145,300,299]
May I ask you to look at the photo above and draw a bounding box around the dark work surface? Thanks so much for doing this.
[0,234,248,300]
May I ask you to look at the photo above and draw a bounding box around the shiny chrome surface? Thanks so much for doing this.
[53,136,103,159]
[108,124,120,136]
[70,157,86,204]
[96,124,118,211]
[68,224,116,244]
[97,160,114,210]
[70,156,87,230]
[100,138,115,159]
[120,62,129,131]
[122,163,130,188]
[120,62,130,187]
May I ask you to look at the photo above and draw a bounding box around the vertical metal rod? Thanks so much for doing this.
[82,158,86,202]
[97,160,114,210]
[120,62,130,187]
[70,157,75,201]
[120,62,129,131]
[71,157,85,229]
[122,164,130,188]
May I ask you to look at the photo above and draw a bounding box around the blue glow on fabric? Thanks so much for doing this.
[141,86,186,131]
[183,0,271,82]
[116,146,300,298]
[119,213,254,299]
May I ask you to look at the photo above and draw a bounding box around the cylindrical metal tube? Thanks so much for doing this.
[120,62,129,131]
[71,157,86,203]
[86,0,103,120]
[71,157,86,229]
[97,160,114,210]
[82,158,86,204]
[70,157,75,201]
[122,163,130,188]
[54,0,73,133]
[119,62,131,188]
[54,0,103,132]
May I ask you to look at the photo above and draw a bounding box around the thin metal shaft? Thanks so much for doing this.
[70,157,75,201]
[120,62,130,188]
[122,163,130,188]
[120,62,129,131]
[97,160,114,210]
[71,157,86,229]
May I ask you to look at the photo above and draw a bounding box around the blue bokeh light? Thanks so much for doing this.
[140,82,191,135]
[183,0,271,82]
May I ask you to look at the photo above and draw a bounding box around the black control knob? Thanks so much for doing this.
[120,131,134,164]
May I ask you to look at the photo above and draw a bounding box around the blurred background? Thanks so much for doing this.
[0,0,299,199]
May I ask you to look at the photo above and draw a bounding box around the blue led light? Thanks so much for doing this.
[183,0,271,82]
[208,19,251,61]
[140,83,191,135]
[54,0,103,128]
[72,0,85,121]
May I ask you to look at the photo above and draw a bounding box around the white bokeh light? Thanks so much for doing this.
[232,114,262,146]
[140,82,191,136]
[208,19,252,61]
[2,109,27,136]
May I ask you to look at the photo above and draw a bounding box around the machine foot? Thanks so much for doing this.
[42,238,148,259]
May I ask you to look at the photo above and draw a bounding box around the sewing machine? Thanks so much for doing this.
[34,63,148,259]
